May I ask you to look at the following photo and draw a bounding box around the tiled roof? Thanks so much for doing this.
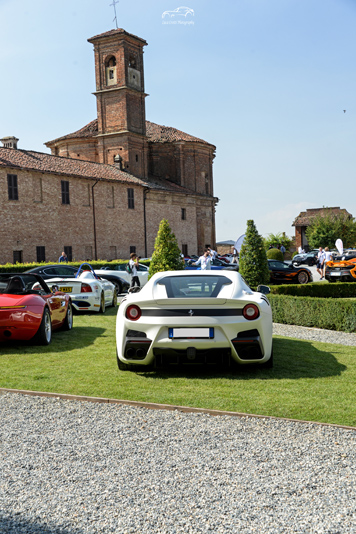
[0,147,143,184]
[0,147,201,195]
[293,207,352,227]
[88,28,147,46]
[45,119,98,145]
[45,119,215,148]
[146,121,215,147]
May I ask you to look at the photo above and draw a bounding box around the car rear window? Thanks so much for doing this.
[157,275,232,298]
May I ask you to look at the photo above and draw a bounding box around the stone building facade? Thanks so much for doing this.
[0,28,217,264]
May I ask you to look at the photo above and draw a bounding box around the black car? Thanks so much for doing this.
[268,260,312,284]
[292,250,318,267]
[25,264,130,294]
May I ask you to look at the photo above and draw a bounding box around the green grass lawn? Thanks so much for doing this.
[1,307,356,427]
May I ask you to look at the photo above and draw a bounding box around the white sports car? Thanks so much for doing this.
[116,270,273,370]
[46,264,117,313]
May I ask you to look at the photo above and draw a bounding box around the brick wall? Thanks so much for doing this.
[0,167,215,264]
[0,168,145,263]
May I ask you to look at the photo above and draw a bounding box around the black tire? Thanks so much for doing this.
[297,270,309,284]
[99,292,105,314]
[111,289,118,307]
[33,307,52,345]
[62,301,73,330]
[113,281,122,295]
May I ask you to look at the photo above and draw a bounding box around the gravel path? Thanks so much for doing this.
[1,393,355,534]
[273,323,356,346]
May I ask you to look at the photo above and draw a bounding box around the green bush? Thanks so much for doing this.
[266,248,284,261]
[239,220,270,287]
[269,294,356,332]
[148,219,185,279]
[269,282,356,298]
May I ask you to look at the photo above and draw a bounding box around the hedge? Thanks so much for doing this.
[0,260,151,274]
[269,294,356,332]
[269,282,356,298]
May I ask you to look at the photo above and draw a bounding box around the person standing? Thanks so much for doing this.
[280,244,286,256]
[129,253,140,288]
[58,251,68,263]
[322,247,333,279]
[193,250,212,270]
[316,247,324,278]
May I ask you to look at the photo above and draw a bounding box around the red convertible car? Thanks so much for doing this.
[0,273,73,345]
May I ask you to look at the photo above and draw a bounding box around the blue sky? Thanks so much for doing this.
[1,0,355,243]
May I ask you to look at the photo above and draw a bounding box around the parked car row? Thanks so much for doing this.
[0,264,119,346]
[25,264,130,294]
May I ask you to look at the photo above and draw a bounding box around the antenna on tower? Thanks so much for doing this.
[110,0,119,29]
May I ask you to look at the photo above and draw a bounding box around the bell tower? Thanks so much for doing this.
[87,29,148,177]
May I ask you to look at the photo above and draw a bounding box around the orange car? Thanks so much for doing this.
[324,257,356,282]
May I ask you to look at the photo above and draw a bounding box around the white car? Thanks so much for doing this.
[162,6,194,18]
[116,270,273,371]
[96,263,149,287]
[46,264,117,313]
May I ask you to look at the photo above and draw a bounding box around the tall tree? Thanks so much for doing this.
[306,212,356,249]
[239,220,270,288]
[148,219,185,279]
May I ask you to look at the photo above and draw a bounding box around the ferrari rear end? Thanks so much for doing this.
[116,271,273,370]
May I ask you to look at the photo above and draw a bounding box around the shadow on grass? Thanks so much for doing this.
[0,326,105,354]
[137,338,347,381]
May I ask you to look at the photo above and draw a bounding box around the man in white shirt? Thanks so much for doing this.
[193,250,212,270]
[321,247,333,280]
[129,253,140,288]
[316,247,323,278]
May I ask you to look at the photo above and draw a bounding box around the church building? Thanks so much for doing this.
[0,28,217,264]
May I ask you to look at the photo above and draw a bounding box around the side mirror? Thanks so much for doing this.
[257,285,270,295]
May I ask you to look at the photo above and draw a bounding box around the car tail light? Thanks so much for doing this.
[243,304,259,320]
[126,305,142,321]
[81,283,92,293]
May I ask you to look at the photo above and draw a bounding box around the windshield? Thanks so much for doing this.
[157,275,232,298]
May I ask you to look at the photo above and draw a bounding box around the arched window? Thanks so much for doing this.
[105,56,117,85]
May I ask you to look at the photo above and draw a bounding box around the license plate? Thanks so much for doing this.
[59,286,73,292]
[169,327,214,339]
[330,272,341,276]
